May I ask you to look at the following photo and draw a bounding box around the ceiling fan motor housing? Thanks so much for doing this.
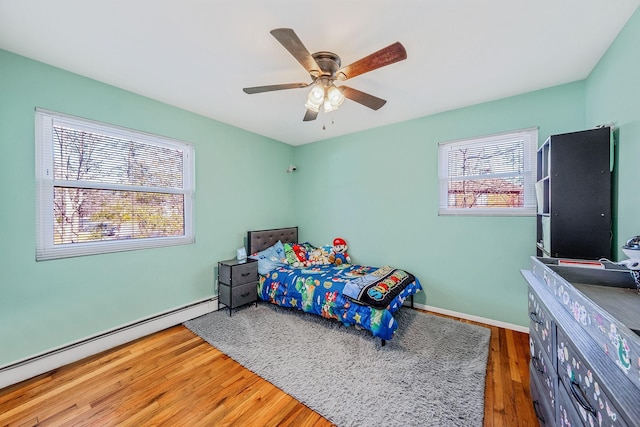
[311,51,341,79]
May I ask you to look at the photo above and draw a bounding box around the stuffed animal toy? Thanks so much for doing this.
[309,247,332,265]
[292,243,310,267]
[284,243,301,267]
[318,246,332,264]
[329,237,351,265]
[307,247,322,265]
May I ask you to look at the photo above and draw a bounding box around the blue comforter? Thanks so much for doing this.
[257,263,422,340]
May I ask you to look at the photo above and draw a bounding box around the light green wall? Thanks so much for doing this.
[1,7,637,366]
[293,83,586,327]
[292,7,639,328]
[0,49,295,366]
[586,7,640,258]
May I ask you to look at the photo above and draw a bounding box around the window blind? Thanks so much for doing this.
[438,128,537,216]
[36,109,195,260]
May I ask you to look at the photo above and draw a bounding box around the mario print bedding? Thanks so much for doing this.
[257,263,422,341]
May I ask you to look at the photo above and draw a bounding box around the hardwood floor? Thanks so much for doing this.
[0,310,537,426]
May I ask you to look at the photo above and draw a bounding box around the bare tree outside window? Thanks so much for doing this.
[36,110,194,260]
[447,142,525,208]
[438,129,537,216]
[52,127,185,245]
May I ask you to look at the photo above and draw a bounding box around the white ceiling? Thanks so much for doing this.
[1,1,638,146]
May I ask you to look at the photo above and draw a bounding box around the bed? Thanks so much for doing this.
[247,227,423,344]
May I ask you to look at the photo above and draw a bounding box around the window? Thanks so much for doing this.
[35,109,195,260]
[438,128,537,216]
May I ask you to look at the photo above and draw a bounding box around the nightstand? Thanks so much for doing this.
[218,258,258,316]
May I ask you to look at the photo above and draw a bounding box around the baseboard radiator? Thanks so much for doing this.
[0,297,218,390]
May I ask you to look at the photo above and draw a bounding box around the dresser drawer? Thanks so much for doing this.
[219,260,258,286]
[558,378,587,427]
[528,285,556,363]
[529,332,557,412]
[530,366,556,426]
[557,326,628,426]
[219,282,257,309]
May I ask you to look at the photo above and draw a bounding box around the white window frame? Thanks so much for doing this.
[35,109,195,260]
[438,127,537,216]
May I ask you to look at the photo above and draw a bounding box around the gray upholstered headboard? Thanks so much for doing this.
[247,227,298,254]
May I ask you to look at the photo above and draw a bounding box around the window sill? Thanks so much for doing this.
[438,208,536,217]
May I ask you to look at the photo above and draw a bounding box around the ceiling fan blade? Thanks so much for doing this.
[337,42,407,81]
[339,86,387,110]
[243,82,309,94]
[270,28,321,76]
[303,109,319,121]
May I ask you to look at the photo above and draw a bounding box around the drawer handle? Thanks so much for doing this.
[532,400,545,423]
[241,272,251,277]
[568,378,597,418]
[531,356,544,373]
[240,292,250,298]
[529,311,543,325]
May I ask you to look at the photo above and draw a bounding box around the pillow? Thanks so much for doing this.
[271,240,286,259]
[250,241,287,275]
[249,240,285,260]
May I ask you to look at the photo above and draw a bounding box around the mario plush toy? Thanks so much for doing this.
[292,243,310,267]
[329,237,351,265]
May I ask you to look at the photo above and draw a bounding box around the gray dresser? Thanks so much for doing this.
[522,257,640,426]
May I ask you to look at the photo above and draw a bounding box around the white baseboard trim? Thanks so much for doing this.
[0,297,218,390]
[414,302,530,334]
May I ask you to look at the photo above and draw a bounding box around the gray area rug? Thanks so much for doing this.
[184,303,491,427]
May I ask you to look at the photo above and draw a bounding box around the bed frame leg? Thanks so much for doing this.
[381,339,386,346]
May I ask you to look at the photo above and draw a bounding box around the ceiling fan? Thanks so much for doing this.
[242,28,407,122]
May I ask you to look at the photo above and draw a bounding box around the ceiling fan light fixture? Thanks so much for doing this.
[323,98,337,113]
[305,83,325,112]
[307,84,324,104]
[305,100,320,112]
[327,85,345,108]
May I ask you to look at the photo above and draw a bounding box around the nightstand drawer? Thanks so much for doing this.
[219,282,257,309]
[219,261,258,286]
